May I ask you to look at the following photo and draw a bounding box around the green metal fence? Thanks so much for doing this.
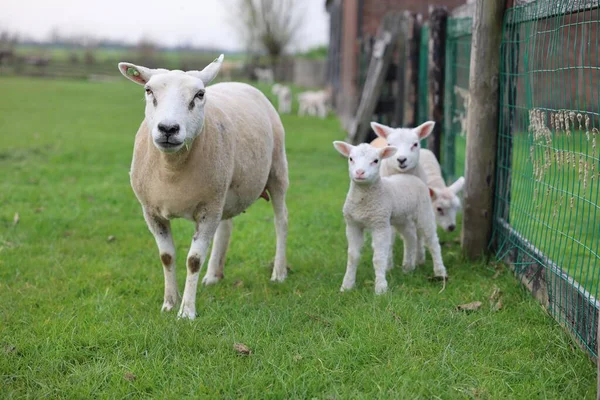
[492,0,600,357]
[417,24,429,131]
[442,17,472,184]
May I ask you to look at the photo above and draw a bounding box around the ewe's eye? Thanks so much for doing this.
[195,90,205,100]
[373,159,379,164]
[145,87,153,95]
[349,157,353,162]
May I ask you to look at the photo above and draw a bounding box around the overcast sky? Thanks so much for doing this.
[0,0,329,51]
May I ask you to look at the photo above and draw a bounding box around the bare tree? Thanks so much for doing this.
[229,0,305,69]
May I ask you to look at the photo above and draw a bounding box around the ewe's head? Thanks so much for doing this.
[430,177,465,232]
[370,121,435,173]
[118,54,224,153]
[333,141,397,184]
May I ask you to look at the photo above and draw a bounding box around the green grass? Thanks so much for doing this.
[0,76,596,398]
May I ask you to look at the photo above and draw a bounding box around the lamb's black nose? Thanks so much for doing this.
[158,122,180,137]
[398,157,407,165]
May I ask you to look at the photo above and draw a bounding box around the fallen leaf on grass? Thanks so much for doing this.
[491,300,503,311]
[456,301,482,312]
[233,343,252,355]
[293,354,302,362]
[232,280,244,288]
[489,286,503,311]
[13,213,19,226]
[34,207,45,213]
[305,312,331,326]
[123,372,136,382]
[107,235,116,243]
[4,344,16,354]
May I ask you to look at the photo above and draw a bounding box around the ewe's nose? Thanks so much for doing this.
[448,225,456,232]
[158,122,180,137]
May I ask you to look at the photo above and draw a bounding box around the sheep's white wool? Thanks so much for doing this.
[254,67,274,84]
[334,142,447,295]
[298,90,329,119]
[272,84,292,114]
[118,55,289,320]
[420,149,465,232]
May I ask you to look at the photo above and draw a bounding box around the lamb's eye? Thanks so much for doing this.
[195,90,205,99]
[145,87,153,95]
[412,142,418,148]
[349,157,353,162]
[373,159,379,164]
[437,207,444,215]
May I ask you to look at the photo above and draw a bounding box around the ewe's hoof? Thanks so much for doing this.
[202,274,223,286]
[161,301,177,312]
[270,268,287,282]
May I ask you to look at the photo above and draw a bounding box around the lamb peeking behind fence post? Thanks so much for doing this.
[333,141,447,294]
[117,55,289,320]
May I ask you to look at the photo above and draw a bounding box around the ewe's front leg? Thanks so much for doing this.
[341,223,364,292]
[178,217,220,320]
[371,226,392,295]
[202,219,233,285]
[143,210,179,312]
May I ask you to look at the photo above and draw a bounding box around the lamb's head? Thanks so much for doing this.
[430,177,465,232]
[333,141,397,184]
[118,54,224,153]
[370,121,435,173]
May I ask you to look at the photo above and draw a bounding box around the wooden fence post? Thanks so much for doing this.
[461,0,506,259]
[427,7,448,160]
[402,12,421,128]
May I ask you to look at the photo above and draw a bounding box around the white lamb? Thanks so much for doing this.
[117,55,289,320]
[254,67,274,84]
[272,83,292,114]
[297,90,329,119]
[333,141,447,295]
[419,149,465,232]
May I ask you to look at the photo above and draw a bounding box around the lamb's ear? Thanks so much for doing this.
[187,54,224,84]
[370,122,393,139]
[118,62,163,85]
[449,176,465,194]
[379,146,397,160]
[429,187,440,200]
[333,141,354,158]
[414,121,436,139]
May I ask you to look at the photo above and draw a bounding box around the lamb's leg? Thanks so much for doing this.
[416,233,426,265]
[341,222,364,291]
[178,216,220,320]
[372,226,392,294]
[424,228,447,278]
[143,210,179,312]
[387,227,396,271]
[202,219,233,286]
[397,224,418,273]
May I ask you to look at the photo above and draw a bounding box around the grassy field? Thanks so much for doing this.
[0,76,597,398]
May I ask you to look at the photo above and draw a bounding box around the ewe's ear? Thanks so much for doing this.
[333,141,354,157]
[414,121,436,139]
[118,62,165,85]
[370,122,393,139]
[187,54,224,84]
[380,146,397,160]
[449,176,465,194]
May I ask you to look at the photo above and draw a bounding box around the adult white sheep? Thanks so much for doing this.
[117,55,289,320]
[333,141,447,294]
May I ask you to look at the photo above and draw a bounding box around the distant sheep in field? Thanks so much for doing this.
[117,55,289,320]
[254,67,274,84]
[272,83,292,114]
[333,141,447,294]
[297,90,329,119]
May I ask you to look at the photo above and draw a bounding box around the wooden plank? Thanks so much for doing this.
[402,12,420,128]
[347,12,405,144]
[426,7,448,160]
[461,0,506,259]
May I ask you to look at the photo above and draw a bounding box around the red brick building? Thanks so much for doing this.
[326,0,466,128]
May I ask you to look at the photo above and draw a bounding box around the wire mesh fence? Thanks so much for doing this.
[492,0,600,357]
[443,17,472,183]
[417,24,430,129]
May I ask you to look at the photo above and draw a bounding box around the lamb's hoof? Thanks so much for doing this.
[402,264,416,273]
[270,267,287,282]
[161,300,176,312]
[434,269,448,279]
[340,283,354,292]
[202,274,223,286]
[177,305,196,320]
[375,282,388,295]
